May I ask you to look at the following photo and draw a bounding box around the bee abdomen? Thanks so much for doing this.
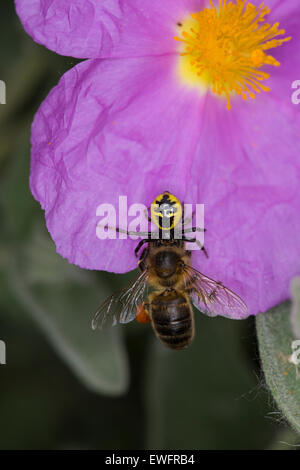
[150,291,194,351]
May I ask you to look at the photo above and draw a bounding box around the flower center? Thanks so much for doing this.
[174,0,291,109]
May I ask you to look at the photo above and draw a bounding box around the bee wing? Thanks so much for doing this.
[91,270,149,330]
[183,266,249,319]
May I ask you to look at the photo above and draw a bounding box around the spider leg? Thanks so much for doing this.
[116,227,151,237]
[182,236,209,258]
[182,227,206,234]
[144,207,152,223]
[135,239,151,258]
[137,247,150,270]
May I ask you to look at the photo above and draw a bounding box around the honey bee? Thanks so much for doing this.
[92,191,248,350]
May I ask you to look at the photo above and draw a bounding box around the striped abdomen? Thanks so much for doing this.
[150,289,194,350]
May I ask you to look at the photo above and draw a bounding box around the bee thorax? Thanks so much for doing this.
[154,250,181,279]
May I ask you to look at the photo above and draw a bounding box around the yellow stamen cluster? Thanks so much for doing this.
[175,0,291,109]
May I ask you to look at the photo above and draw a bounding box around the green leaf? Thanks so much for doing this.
[145,314,276,449]
[0,130,128,396]
[268,428,300,450]
[256,302,300,434]
[291,277,300,339]
[2,227,129,396]
[0,146,40,241]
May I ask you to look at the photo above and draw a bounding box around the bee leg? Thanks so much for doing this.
[136,302,151,324]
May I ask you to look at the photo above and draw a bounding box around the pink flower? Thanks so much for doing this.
[15,0,300,317]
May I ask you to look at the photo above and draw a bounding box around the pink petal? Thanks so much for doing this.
[27,0,300,320]
[264,0,300,106]
[190,93,300,318]
[15,0,205,58]
[30,56,207,273]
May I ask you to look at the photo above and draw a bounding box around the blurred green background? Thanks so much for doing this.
[0,0,299,450]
